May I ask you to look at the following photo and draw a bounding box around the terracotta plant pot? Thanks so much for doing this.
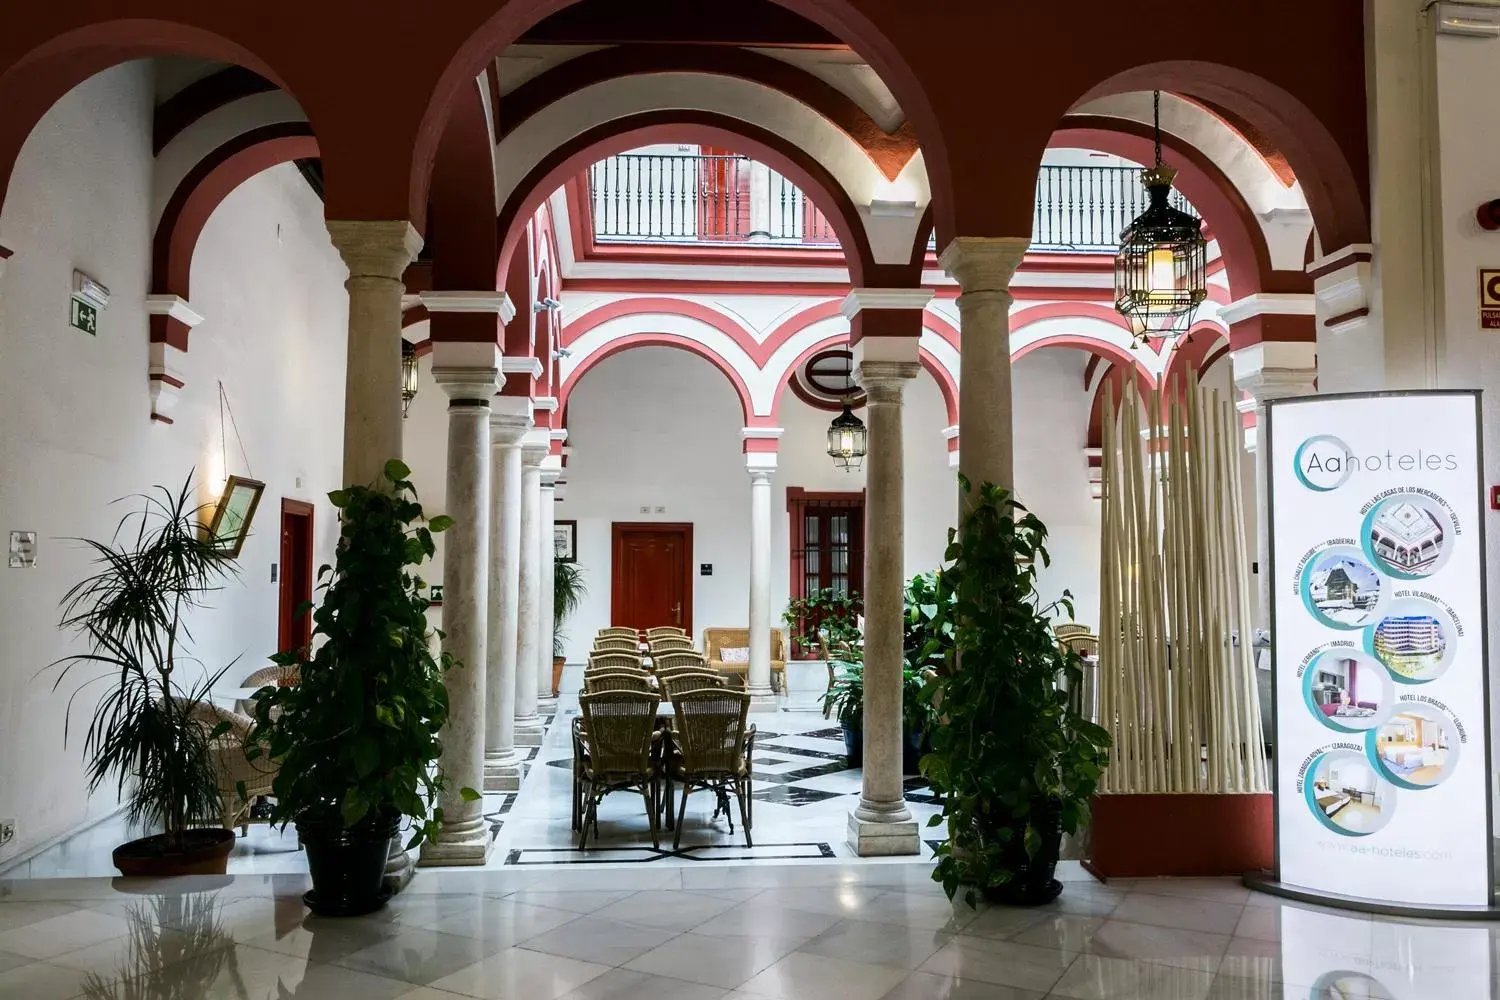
[552,656,566,697]
[112,828,236,877]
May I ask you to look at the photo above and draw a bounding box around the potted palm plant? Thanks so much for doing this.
[920,478,1111,906]
[248,460,462,916]
[53,476,240,876]
[552,560,585,696]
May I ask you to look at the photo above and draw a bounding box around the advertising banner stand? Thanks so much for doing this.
[1247,390,1498,918]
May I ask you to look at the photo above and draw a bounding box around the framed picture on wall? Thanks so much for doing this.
[206,475,265,558]
[554,520,577,563]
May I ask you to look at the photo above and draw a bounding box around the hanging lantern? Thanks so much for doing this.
[1114,91,1207,346]
[827,403,867,472]
[826,353,866,471]
[401,339,419,418]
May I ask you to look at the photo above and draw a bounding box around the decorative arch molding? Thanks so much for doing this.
[496,45,920,181]
[414,0,951,245]
[557,327,757,426]
[1008,303,1164,384]
[0,22,293,221]
[497,111,881,285]
[1159,322,1231,391]
[153,65,281,155]
[763,326,958,426]
[150,121,318,348]
[152,89,307,226]
[1074,61,1368,252]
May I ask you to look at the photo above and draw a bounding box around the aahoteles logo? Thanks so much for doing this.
[1293,434,1459,491]
[1294,435,1355,491]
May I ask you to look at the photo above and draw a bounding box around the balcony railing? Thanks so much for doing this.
[589,153,838,246]
[587,154,1194,253]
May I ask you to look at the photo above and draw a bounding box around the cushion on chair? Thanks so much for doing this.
[720,646,750,664]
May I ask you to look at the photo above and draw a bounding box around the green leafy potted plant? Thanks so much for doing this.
[783,587,861,660]
[820,637,933,773]
[53,476,240,877]
[552,560,586,696]
[248,460,459,916]
[920,478,1111,907]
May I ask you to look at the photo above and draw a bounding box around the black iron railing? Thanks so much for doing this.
[587,154,1194,252]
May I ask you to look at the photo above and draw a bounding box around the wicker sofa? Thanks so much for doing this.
[703,627,787,692]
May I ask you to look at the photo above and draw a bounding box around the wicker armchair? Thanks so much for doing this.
[186,701,277,834]
[648,636,696,655]
[577,690,663,848]
[667,688,755,849]
[703,628,786,692]
[646,626,687,639]
[242,663,299,690]
[1054,624,1099,658]
[585,670,654,694]
[653,651,708,672]
[588,651,644,672]
[660,670,728,699]
[597,627,640,640]
[593,638,643,655]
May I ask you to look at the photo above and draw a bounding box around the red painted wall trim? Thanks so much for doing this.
[557,331,754,424]
[153,66,278,155]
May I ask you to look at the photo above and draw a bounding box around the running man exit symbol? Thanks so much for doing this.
[69,296,97,335]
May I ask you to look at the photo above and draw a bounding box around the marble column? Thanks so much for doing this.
[538,470,560,706]
[746,457,777,704]
[847,359,921,856]
[514,435,548,745]
[485,408,531,791]
[326,221,423,487]
[938,237,1029,507]
[419,360,498,867]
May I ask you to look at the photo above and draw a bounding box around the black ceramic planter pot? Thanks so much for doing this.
[842,725,925,774]
[841,723,863,768]
[297,806,400,917]
[983,806,1065,907]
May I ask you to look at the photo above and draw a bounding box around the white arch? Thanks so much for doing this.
[1009,314,1173,379]
[494,73,929,266]
[151,90,307,229]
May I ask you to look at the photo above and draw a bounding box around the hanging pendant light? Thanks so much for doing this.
[1114,91,1208,346]
[826,352,867,471]
[401,339,419,418]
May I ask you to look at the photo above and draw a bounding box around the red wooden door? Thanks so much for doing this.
[696,146,748,241]
[278,499,315,657]
[611,523,693,633]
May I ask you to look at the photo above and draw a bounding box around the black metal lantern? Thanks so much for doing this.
[401,339,419,418]
[826,354,866,471]
[1114,92,1207,345]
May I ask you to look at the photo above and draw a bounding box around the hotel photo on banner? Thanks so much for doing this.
[1260,390,1495,914]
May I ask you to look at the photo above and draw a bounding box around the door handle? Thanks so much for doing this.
[672,602,681,624]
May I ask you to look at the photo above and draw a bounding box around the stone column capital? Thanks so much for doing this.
[747,467,775,486]
[840,287,934,318]
[490,414,532,444]
[420,290,516,325]
[326,220,423,280]
[937,236,1030,291]
[1231,342,1318,403]
[856,361,920,403]
[520,431,550,466]
[539,470,561,488]
[432,366,500,401]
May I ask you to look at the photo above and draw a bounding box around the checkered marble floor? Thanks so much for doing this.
[0,865,1491,999]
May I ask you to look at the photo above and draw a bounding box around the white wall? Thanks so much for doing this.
[0,63,349,865]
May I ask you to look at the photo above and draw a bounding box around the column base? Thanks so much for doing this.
[382,834,415,895]
[537,694,559,712]
[847,808,920,857]
[418,820,494,867]
[484,751,528,792]
[745,682,777,710]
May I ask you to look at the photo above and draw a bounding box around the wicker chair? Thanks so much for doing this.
[646,626,687,639]
[585,670,654,694]
[186,701,277,834]
[648,636,696,655]
[1054,624,1099,658]
[660,670,728,699]
[652,650,708,672]
[597,627,640,640]
[588,651,645,672]
[242,663,299,690]
[703,628,787,692]
[594,638,643,655]
[667,688,755,849]
[577,690,663,849]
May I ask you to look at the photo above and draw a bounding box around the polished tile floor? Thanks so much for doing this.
[0,864,1492,999]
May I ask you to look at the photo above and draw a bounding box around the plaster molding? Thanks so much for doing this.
[1217,292,1316,326]
[147,341,187,423]
[941,425,961,441]
[839,287,934,318]
[421,290,518,325]
[549,429,569,444]
[745,452,779,473]
[501,356,544,378]
[326,220,423,280]
[432,366,502,400]
[144,294,205,328]
[490,408,533,443]
[740,427,786,440]
[1231,343,1317,402]
[532,395,559,412]
[1306,245,1375,335]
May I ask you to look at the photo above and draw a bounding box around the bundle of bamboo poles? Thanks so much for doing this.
[1096,369,1268,795]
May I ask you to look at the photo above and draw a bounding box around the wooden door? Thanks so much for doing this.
[696,146,748,241]
[611,523,693,633]
[278,499,315,657]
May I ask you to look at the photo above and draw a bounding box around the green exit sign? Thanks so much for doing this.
[69,296,97,335]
